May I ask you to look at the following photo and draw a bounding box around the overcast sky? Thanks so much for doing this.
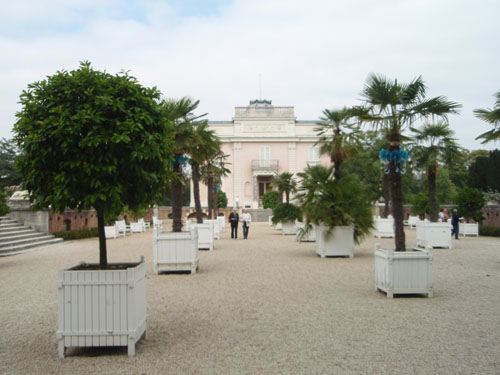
[1,0,499,151]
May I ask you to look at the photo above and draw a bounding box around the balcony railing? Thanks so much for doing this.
[251,160,279,170]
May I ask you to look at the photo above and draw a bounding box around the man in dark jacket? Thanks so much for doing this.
[451,209,460,239]
[228,208,239,239]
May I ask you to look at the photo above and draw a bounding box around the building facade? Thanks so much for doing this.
[192,100,330,209]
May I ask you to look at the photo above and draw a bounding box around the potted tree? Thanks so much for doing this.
[271,172,300,234]
[358,73,461,297]
[455,187,485,237]
[297,165,373,258]
[262,190,279,226]
[411,122,461,248]
[13,62,174,356]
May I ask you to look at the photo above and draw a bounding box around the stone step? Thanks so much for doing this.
[0,222,26,229]
[0,228,37,238]
[0,234,60,249]
[0,226,33,234]
[0,238,64,256]
[0,232,47,242]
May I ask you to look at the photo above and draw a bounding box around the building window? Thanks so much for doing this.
[308,146,320,163]
[280,108,289,114]
[260,145,270,168]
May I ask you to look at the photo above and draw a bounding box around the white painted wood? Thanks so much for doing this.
[315,225,354,258]
[373,216,394,238]
[296,222,316,242]
[104,225,118,239]
[459,223,479,237]
[268,215,274,226]
[276,222,282,230]
[115,220,129,236]
[57,260,147,357]
[416,220,452,248]
[217,216,226,230]
[153,227,199,274]
[406,215,420,229]
[375,244,433,298]
[192,222,214,250]
[281,221,297,235]
[153,216,163,230]
[130,222,144,233]
[206,219,220,240]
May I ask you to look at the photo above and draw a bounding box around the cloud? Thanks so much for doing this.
[1,0,499,150]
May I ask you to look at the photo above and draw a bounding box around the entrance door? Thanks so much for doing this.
[257,176,273,205]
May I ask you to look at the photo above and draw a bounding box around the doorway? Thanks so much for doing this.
[258,175,273,205]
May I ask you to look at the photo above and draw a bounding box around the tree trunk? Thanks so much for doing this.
[213,189,218,218]
[285,190,290,204]
[428,166,438,222]
[97,210,107,269]
[192,163,203,224]
[207,178,213,219]
[383,173,391,218]
[389,145,406,252]
[171,161,184,232]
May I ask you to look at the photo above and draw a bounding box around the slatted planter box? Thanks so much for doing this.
[459,223,479,237]
[104,225,118,239]
[373,217,394,238]
[217,216,226,231]
[153,228,199,274]
[416,220,452,248]
[296,222,316,242]
[375,244,433,298]
[268,215,274,226]
[281,221,297,235]
[316,225,354,258]
[56,260,147,358]
[192,222,214,250]
[206,219,221,240]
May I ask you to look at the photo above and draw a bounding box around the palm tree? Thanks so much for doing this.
[202,152,230,219]
[474,90,500,143]
[187,122,220,223]
[315,107,362,180]
[164,97,206,232]
[271,172,297,204]
[410,122,462,222]
[358,73,461,251]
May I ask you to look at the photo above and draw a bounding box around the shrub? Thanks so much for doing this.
[272,202,302,224]
[479,226,500,237]
[455,187,485,223]
[0,191,10,216]
[262,190,280,209]
[54,227,99,240]
[217,191,228,209]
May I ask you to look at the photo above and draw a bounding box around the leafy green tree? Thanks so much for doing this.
[271,202,302,224]
[410,192,430,219]
[271,172,297,204]
[315,107,361,180]
[202,151,230,219]
[0,138,21,190]
[0,191,10,216]
[357,73,461,251]
[261,190,280,209]
[486,150,500,192]
[455,187,485,223]
[474,90,500,143]
[435,167,457,204]
[13,62,173,268]
[468,156,489,191]
[217,190,228,210]
[410,122,462,221]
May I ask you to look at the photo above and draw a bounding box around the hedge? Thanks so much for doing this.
[479,226,500,237]
[54,227,99,240]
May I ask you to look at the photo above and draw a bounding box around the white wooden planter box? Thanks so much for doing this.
[373,216,394,238]
[104,225,118,239]
[130,222,144,233]
[217,216,226,231]
[281,221,297,235]
[416,220,452,248]
[406,215,420,229]
[276,222,282,230]
[268,215,274,226]
[375,244,433,298]
[153,228,199,274]
[316,225,354,258]
[193,222,214,250]
[57,260,147,358]
[296,222,316,242]
[459,223,479,237]
[206,219,220,240]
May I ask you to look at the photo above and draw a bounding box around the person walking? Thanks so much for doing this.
[228,208,239,239]
[241,209,252,239]
[451,209,460,239]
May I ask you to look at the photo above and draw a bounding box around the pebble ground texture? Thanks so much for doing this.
[1,222,500,374]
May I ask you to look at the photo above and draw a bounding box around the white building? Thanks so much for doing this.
[192,100,330,209]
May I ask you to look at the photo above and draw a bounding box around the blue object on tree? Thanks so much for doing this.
[379,149,408,174]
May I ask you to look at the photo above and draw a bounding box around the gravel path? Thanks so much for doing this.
[1,222,499,374]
